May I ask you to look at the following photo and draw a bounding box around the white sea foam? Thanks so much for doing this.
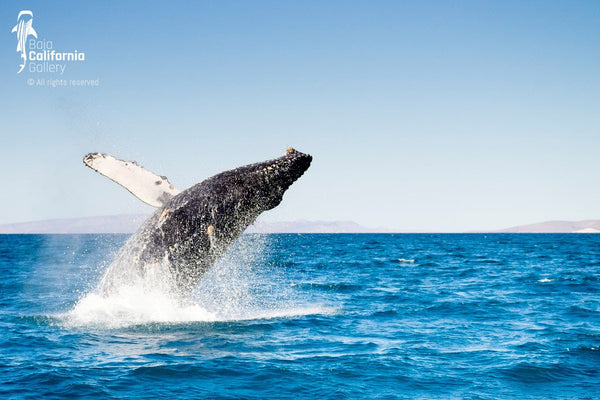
[63,235,332,329]
[65,286,218,328]
[64,287,333,329]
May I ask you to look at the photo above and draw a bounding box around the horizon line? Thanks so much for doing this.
[0,214,598,234]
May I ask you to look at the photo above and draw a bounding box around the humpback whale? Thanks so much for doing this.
[84,148,312,295]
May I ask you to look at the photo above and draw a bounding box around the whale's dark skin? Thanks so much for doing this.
[105,148,312,294]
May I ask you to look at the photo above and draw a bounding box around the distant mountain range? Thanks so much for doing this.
[493,220,600,234]
[245,220,392,233]
[0,215,598,234]
[0,215,148,234]
[0,215,390,234]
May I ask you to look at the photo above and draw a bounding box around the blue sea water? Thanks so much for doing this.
[0,233,599,399]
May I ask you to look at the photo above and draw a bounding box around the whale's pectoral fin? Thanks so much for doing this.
[83,153,181,207]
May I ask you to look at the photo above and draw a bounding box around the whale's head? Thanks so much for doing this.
[219,147,312,212]
[193,147,312,234]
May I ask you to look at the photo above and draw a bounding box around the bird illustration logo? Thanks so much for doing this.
[12,10,38,74]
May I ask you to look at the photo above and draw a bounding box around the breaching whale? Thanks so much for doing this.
[84,148,312,295]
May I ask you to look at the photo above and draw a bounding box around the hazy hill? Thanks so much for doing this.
[0,215,148,234]
[245,220,391,233]
[495,220,600,233]
[0,216,387,234]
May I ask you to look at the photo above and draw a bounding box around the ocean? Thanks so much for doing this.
[0,233,598,399]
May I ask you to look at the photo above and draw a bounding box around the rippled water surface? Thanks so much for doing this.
[1,233,599,399]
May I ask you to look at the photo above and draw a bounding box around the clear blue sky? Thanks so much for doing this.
[1,1,599,231]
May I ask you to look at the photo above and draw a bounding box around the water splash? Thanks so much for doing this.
[63,234,331,329]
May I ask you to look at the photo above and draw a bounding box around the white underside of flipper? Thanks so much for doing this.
[84,153,181,207]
